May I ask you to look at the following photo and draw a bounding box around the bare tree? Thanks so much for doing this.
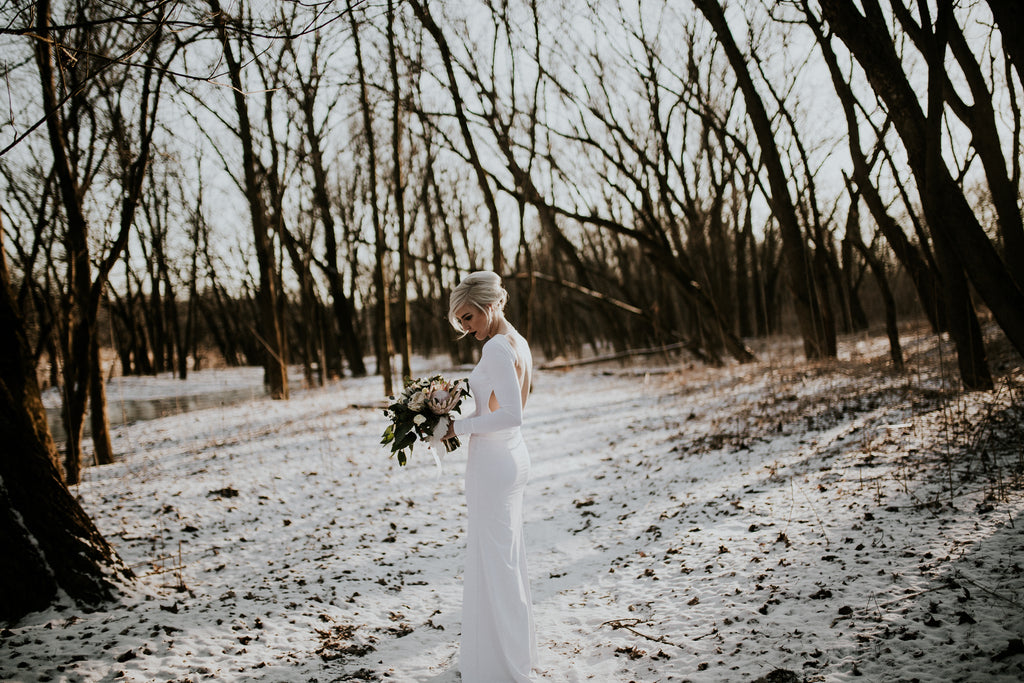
[693,0,833,360]
[0,212,133,622]
[288,33,367,378]
[407,0,505,274]
[801,4,946,338]
[348,0,394,396]
[32,0,174,481]
[387,0,412,381]
[844,184,904,370]
[820,0,1024,383]
[888,1,1024,288]
[208,0,289,399]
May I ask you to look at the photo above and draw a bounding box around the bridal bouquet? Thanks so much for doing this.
[381,374,469,466]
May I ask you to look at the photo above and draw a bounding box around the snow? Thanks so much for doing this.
[3,328,1024,682]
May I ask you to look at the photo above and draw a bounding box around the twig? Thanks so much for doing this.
[955,571,1024,610]
[692,627,718,641]
[782,478,797,537]
[871,584,949,610]
[599,618,687,650]
[890,471,944,519]
[797,480,831,547]
[540,342,691,370]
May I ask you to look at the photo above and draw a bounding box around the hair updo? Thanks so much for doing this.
[448,271,508,334]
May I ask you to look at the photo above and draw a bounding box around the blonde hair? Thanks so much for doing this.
[448,271,508,334]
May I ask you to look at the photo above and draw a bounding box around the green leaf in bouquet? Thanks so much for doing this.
[396,450,407,466]
[394,430,417,453]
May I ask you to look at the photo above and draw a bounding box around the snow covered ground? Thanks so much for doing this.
[3,327,1024,682]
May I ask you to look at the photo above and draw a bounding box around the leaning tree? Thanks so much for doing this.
[0,216,133,623]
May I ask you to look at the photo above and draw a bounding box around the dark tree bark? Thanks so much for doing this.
[387,0,412,381]
[279,222,318,387]
[34,0,137,482]
[693,0,833,360]
[820,0,1024,370]
[0,214,132,623]
[407,0,505,274]
[209,0,289,399]
[845,193,903,370]
[348,0,394,397]
[922,1,992,390]
[734,202,751,340]
[803,5,947,335]
[839,233,870,333]
[986,0,1024,86]
[748,215,769,338]
[179,188,203,380]
[87,326,112,465]
[291,43,366,378]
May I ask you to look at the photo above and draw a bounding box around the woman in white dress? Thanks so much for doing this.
[444,271,539,682]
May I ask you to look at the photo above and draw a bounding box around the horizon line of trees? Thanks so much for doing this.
[1,0,1021,623]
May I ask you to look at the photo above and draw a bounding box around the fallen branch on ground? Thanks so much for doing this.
[599,618,687,650]
[541,342,695,370]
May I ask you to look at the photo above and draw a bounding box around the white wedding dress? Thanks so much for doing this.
[452,330,538,682]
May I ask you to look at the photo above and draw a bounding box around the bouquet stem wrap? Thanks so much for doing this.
[427,415,452,474]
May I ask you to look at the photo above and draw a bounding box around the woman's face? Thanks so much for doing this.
[455,304,490,341]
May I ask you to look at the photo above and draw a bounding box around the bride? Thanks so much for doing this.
[443,271,539,682]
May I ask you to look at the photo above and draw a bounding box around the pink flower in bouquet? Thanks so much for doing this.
[381,373,470,467]
[428,380,464,415]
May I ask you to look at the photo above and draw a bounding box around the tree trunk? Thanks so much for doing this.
[279,225,318,388]
[148,248,166,374]
[349,0,394,396]
[820,0,1024,365]
[986,0,1024,87]
[387,0,412,381]
[160,241,182,378]
[180,211,201,380]
[847,199,904,370]
[408,0,504,274]
[88,328,113,465]
[0,214,132,623]
[840,233,870,332]
[735,195,753,339]
[694,0,833,360]
[923,2,993,391]
[933,229,993,390]
[296,70,366,378]
[209,0,288,399]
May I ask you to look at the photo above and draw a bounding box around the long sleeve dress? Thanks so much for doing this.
[452,330,538,682]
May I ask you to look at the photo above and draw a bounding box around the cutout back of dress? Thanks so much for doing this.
[487,331,532,414]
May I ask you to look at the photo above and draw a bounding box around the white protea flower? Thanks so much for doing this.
[428,382,463,414]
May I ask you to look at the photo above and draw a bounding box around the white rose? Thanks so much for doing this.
[413,414,427,425]
[408,393,427,411]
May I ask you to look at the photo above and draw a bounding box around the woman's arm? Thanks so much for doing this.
[452,337,523,436]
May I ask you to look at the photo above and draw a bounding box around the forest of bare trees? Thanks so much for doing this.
[1,0,1021,622]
